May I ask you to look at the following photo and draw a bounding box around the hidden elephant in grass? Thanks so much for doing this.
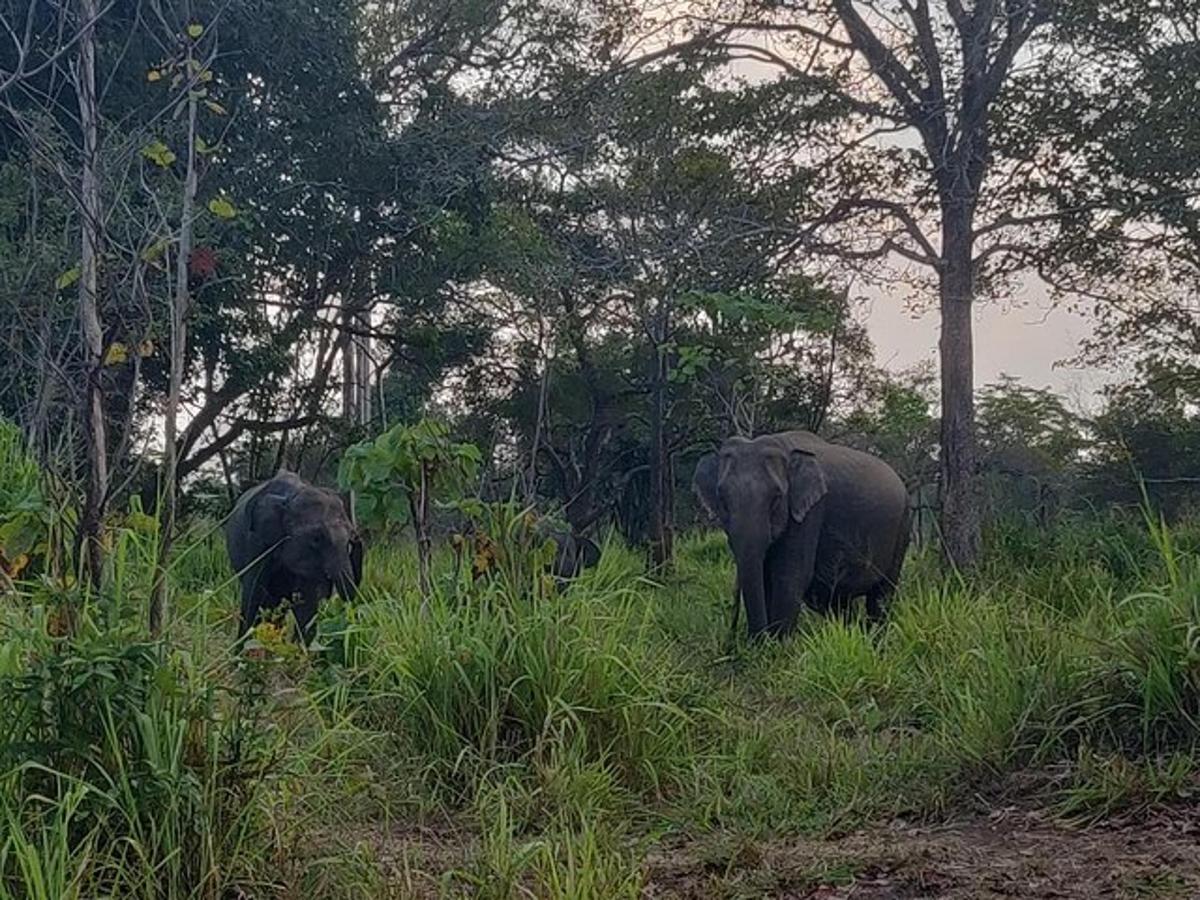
[693,431,910,639]
[225,470,363,644]
[546,529,601,582]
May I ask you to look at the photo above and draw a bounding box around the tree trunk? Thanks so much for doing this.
[341,305,355,423]
[415,462,432,614]
[150,54,199,637]
[76,0,107,590]
[938,210,980,569]
[341,293,372,427]
[357,316,371,424]
[648,303,673,566]
[527,361,549,505]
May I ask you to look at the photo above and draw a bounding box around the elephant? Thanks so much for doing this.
[693,431,910,640]
[225,470,363,645]
[546,529,601,582]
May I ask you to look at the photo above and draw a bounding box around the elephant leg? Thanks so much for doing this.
[238,572,269,640]
[865,512,910,624]
[830,589,857,623]
[807,579,855,621]
[765,504,825,636]
[290,582,327,646]
[726,576,741,650]
[864,583,892,623]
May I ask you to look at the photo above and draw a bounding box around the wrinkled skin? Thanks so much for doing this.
[546,529,601,582]
[693,431,910,640]
[225,470,363,644]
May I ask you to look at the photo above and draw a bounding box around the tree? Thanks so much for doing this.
[75,0,106,588]
[339,419,481,607]
[1025,2,1200,414]
[675,281,873,437]
[149,11,225,636]
[1085,371,1200,518]
[703,0,1058,567]
[483,47,824,562]
[975,375,1086,525]
[977,375,1085,469]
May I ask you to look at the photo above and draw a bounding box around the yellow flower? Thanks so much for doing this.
[253,621,286,647]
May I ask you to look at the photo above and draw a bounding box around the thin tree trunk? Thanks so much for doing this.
[212,422,236,503]
[150,44,200,637]
[76,0,107,590]
[527,360,550,505]
[415,462,432,614]
[648,302,673,566]
[357,315,371,424]
[342,304,354,423]
[938,210,980,569]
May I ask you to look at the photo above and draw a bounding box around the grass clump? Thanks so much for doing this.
[356,546,707,813]
[5,505,1200,894]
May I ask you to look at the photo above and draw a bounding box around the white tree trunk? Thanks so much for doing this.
[150,42,200,636]
[76,0,108,590]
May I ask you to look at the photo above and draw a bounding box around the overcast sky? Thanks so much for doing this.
[711,26,1117,412]
[856,278,1116,412]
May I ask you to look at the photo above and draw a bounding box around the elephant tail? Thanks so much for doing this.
[888,504,913,585]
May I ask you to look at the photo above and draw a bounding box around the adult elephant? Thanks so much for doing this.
[225,470,363,644]
[693,431,909,639]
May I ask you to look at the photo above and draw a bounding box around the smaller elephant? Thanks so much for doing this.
[225,470,363,644]
[546,529,601,582]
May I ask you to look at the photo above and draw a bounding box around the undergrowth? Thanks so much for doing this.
[2,507,1200,896]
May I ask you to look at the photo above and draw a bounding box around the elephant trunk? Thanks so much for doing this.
[334,561,359,603]
[735,551,769,639]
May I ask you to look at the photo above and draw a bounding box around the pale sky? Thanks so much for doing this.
[712,25,1119,413]
[856,279,1116,412]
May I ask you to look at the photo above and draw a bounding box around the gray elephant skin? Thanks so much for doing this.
[546,530,601,581]
[693,431,909,639]
[225,470,363,644]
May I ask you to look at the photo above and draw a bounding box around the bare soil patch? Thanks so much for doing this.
[645,808,1200,899]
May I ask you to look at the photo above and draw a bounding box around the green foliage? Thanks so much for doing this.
[139,139,177,168]
[978,375,1087,471]
[5,508,1200,891]
[358,546,702,802]
[449,499,561,599]
[0,625,286,898]
[338,418,481,533]
[0,422,49,581]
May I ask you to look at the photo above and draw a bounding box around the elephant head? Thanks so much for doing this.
[693,437,827,637]
[245,478,362,603]
[228,470,363,643]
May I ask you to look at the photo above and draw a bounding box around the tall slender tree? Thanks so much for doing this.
[707,0,1055,566]
[75,0,107,587]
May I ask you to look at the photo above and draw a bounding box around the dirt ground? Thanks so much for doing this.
[644,808,1200,899]
[363,806,1200,898]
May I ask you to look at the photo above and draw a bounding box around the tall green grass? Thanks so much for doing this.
[3,507,1200,895]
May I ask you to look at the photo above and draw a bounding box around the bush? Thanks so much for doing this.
[356,545,705,810]
[0,420,50,583]
[0,625,293,899]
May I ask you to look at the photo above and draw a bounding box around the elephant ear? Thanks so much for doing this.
[246,479,297,539]
[788,449,828,523]
[692,453,720,519]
